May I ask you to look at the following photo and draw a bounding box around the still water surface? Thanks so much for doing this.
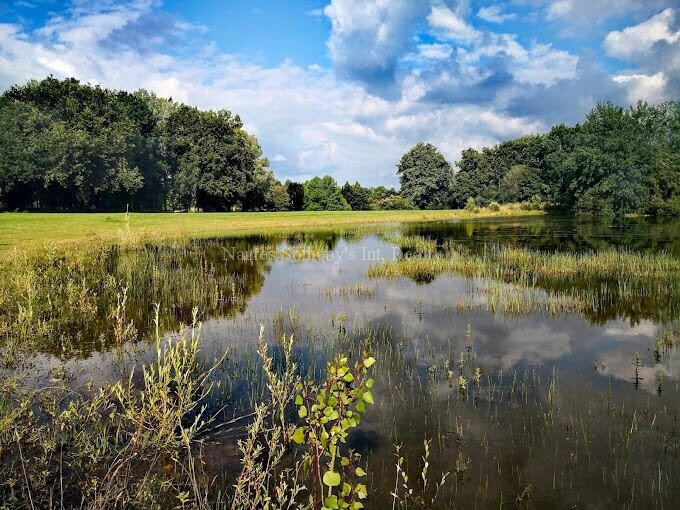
[29,215,680,507]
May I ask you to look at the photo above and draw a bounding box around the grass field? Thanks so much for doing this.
[0,205,543,252]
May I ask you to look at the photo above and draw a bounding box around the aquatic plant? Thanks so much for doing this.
[369,243,680,323]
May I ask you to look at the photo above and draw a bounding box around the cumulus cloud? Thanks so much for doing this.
[520,0,673,25]
[604,8,680,60]
[613,72,668,104]
[604,8,680,101]
[427,4,481,44]
[417,42,453,60]
[505,56,628,125]
[323,0,429,93]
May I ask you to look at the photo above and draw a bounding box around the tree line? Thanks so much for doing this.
[0,77,404,213]
[1,77,678,216]
[398,101,680,216]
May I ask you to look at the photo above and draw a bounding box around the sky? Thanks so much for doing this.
[0,0,679,187]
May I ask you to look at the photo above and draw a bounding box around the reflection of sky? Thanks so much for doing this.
[14,218,680,399]
[201,233,676,395]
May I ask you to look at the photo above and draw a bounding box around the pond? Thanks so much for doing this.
[5,214,680,509]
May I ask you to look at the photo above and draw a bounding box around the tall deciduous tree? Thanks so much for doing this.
[397,143,453,209]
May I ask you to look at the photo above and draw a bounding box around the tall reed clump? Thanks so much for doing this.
[0,306,379,509]
[381,235,437,256]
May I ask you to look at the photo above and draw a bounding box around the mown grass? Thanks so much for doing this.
[0,205,543,252]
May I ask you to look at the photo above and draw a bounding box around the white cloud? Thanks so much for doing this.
[272,154,287,162]
[527,0,673,25]
[427,5,481,44]
[478,4,517,24]
[604,8,680,60]
[613,72,667,103]
[546,0,572,21]
[323,0,429,88]
[603,8,680,100]
[417,42,453,60]
[513,43,578,85]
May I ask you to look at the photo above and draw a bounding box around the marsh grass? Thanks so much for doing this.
[0,240,269,359]
[370,240,680,323]
[0,309,230,509]
[322,284,377,300]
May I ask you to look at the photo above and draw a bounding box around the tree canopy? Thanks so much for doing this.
[0,77,284,212]
[397,143,453,209]
[2,77,678,216]
[448,101,680,216]
[303,176,350,211]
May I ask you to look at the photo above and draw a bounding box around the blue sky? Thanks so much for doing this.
[1,0,678,186]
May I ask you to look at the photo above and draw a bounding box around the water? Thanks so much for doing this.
[19,215,680,507]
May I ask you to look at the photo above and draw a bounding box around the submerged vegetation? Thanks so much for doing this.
[370,236,680,323]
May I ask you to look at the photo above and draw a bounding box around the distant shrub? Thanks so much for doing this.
[464,197,479,212]
[488,201,500,211]
[520,195,544,211]
[373,196,415,210]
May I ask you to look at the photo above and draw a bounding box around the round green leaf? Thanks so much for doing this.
[323,470,341,487]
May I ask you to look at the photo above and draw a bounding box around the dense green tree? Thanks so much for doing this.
[267,182,291,211]
[546,103,662,214]
[397,143,453,209]
[341,181,372,210]
[285,181,305,211]
[164,106,260,211]
[369,185,398,202]
[0,78,165,211]
[4,77,679,216]
[450,101,680,216]
[451,136,551,207]
[0,77,265,212]
[242,162,291,211]
[303,176,350,211]
[449,148,490,208]
[501,165,544,203]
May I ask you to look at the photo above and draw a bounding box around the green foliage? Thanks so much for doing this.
[0,311,227,509]
[369,185,398,202]
[341,182,372,211]
[451,135,551,208]
[304,176,351,211]
[373,195,415,210]
[501,165,544,203]
[397,143,453,209]
[291,354,376,508]
[242,161,290,211]
[488,201,500,211]
[286,180,305,211]
[0,77,275,212]
[452,101,680,216]
[464,197,479,212]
